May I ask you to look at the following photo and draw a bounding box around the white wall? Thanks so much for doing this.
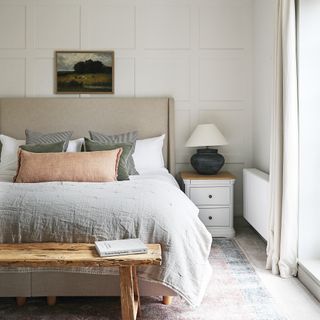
[0,0,254,216]
[298,0,320,259]
[251,0,276,174]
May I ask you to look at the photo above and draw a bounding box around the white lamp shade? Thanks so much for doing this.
[185,123,228,147]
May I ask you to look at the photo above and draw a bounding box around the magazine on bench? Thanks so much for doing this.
[95,238,148,257]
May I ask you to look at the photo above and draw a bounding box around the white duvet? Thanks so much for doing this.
[0,171,212,306]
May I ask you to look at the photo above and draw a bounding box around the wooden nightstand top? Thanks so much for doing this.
[180,171,236,181]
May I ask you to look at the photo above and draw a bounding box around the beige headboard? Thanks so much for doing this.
[0,97,175,175]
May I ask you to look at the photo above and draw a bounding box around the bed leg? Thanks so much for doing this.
[47,296,57,306]
[162,296,173,305]
[16,297,26,306]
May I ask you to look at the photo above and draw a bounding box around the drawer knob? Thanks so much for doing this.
[208,194,213,199]
[208,216,213,220]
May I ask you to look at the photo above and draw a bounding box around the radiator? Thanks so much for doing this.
[243,168,270,241]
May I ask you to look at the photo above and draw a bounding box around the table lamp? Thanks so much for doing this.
[185,123,228,175]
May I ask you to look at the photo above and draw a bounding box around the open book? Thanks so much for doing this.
[95,238,148,257]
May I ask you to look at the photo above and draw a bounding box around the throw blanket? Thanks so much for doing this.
[0,179,212,306]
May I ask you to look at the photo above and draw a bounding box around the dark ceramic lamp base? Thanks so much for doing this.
[190,148,225,175]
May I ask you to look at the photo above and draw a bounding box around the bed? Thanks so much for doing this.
[0,97,212,307]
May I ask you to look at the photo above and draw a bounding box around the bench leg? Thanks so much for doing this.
[162,296,173,305]
[132,266,141,318]
[119,266,139,320]
[16,297,26,306]
[47,296,56,306]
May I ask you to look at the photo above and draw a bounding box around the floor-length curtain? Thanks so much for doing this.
[266,0,299,277]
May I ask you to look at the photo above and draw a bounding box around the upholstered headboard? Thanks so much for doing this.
[0,97,175,175]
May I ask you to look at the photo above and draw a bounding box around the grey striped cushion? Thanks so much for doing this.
[89,130,138,175]
[25,129,73,152]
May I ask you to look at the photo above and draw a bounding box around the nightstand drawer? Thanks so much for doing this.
[199,208,230,227]
[190,187,230,205]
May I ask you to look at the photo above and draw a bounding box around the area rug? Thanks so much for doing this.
[0,239,285,320]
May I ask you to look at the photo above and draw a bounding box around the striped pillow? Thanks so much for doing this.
[25,129,73,151]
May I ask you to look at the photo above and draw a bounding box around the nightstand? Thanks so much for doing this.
[181,171,236,238]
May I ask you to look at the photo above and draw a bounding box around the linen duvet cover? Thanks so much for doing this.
[0,172,212,306]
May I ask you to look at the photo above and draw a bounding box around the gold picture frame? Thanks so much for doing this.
[55,51,114,94]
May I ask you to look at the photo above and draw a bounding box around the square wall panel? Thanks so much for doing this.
[175,110,191,163]
[136,57,189,101]
[199,57,245,101]
[86,6,135,49]
[35,5,80,49]
[0,5,25,48]
[0,59,25,96]
[200,2,248,49]
[32,59,54,96]
[114,58,135,96]
[138,6,190,49]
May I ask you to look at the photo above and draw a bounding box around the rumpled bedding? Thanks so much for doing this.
[0,176,212,306]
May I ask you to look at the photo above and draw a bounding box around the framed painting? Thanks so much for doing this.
[55,51,114,94]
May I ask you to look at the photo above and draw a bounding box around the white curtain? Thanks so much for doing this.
[266,0,299,277]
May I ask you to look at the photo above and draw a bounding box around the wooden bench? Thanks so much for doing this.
[0,243,164,320]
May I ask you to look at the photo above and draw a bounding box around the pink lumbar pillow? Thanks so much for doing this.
[14,149,122,183]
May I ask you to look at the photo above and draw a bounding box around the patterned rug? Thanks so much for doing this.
[0,239,285,320]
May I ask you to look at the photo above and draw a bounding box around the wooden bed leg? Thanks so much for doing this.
[16,297,26,306]
[162,296,173,305]
[47,296,57,306]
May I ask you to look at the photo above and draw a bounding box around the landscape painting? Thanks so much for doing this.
[56,51,114,94]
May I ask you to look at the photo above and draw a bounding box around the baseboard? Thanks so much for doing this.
[298,261,320,302]
[234,216,251,228]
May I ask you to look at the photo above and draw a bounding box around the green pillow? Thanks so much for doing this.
[89,131,138,175]
[84,138,131,181]
[20,141,65,153]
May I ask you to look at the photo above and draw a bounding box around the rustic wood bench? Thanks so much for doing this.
[0,243,164,320]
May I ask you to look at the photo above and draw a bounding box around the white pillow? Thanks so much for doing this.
[66,138,84,152]
[132,134,165,174]
[0,134,25,171]
[0,170,16,182]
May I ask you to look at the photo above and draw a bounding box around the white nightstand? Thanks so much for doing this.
[181,171,236,238]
